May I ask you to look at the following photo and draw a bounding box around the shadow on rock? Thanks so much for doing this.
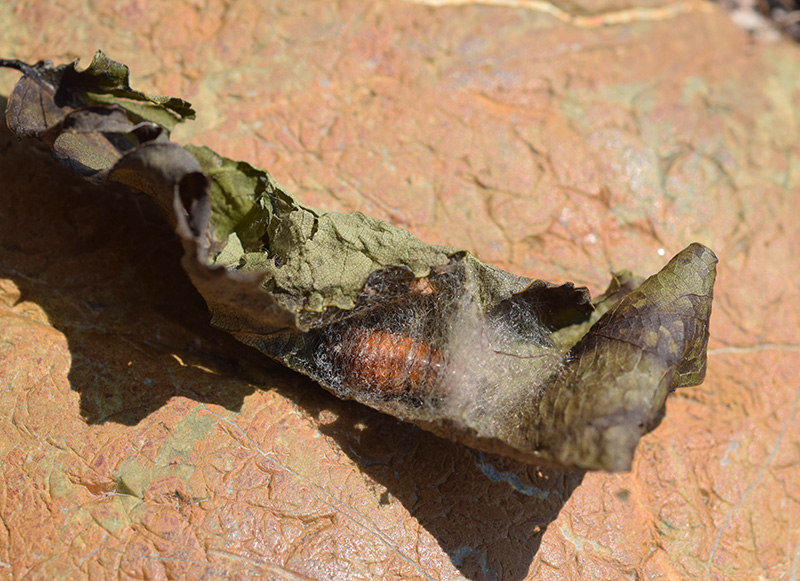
[315,403,585,581]
[0,98,584,579]
[0,100,289,424]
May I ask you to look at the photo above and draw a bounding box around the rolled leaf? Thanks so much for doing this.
[1,53,717,471]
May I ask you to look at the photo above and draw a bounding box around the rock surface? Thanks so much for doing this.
[0,1,798,579]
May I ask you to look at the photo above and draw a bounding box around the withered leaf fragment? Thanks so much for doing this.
[1,53,717,471]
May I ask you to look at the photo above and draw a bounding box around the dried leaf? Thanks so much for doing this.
[1,53,717,471]
[1,51,193,134]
